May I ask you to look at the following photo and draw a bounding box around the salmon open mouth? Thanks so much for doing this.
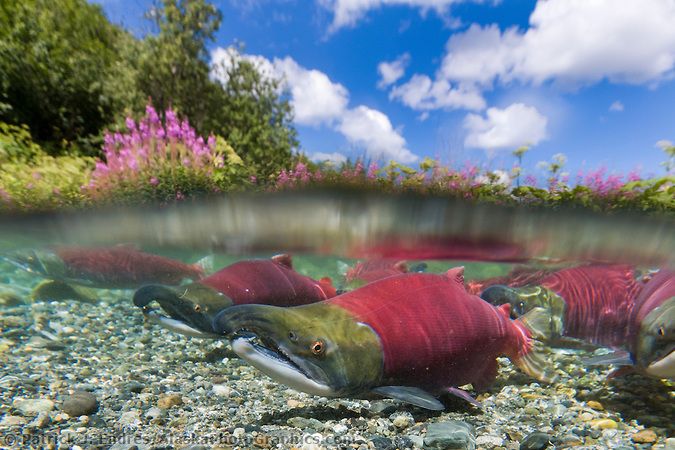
[229,333,337,397]
[133,284,221,338]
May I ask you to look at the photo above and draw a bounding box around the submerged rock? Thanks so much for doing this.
[424,421,476,450]
[12,398,55,415]
[520,432,550,450]
[61,391,99,417]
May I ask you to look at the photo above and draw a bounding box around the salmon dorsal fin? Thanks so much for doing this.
[393,261,408,273]
[319,276,333,287]
[445,266,465,285]
[271,253,293,269]
[498,303,511,319]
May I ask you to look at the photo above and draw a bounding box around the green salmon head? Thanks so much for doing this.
[133,283,233,338]
[481,285,566,342]
[636,296,675,379]
[213,302,384,398]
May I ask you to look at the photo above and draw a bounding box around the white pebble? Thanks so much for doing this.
[213,384,230,397]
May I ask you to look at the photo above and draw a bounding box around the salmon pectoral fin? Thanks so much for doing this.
[371,386,445,410]
[581,350,633,367]
[445,387,483,408]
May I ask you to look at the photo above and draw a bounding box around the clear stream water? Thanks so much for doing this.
[0,191,674,448]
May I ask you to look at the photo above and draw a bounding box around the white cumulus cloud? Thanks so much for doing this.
[319,0,474,34]
[211,46,278,85]
[377,53,411,89]
[609,101,624,112]
[309,152,349,164]
[210,47,415,163]
[338,106,418,163]
[212,48,349,127]
[274,57,350,127]
[441,0,675,89]
[463,103,548,151]
[389,75,486,111]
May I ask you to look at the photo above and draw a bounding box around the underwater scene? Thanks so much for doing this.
[0,193,674,450]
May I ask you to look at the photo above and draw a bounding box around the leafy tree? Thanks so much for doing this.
[213,45,298,179]
[0,0,136,156]
[137,0,222,134]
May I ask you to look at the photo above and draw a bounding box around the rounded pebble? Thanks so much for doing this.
[61,391,99,417]
[632,430,658,444]
[13,398,55,415]
[519,432,550,450]
[587,400,604,410]
[157,394,183,409]
[590,419,618,429]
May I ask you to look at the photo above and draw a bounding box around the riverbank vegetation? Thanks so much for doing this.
[1,0,674,214]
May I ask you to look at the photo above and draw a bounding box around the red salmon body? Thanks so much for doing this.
[631,269,675,332]
[466,265,557,296]
[200,254,336,306]
[50,245,204,288]
[539,265,644,347]
[328,270,532,392]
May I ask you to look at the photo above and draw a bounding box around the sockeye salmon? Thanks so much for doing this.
[213,268,556,410]
[3,245,206,289]
[624,269,675,379]
[133,254,336,338]
[465,265,558,296]
[480,265,644,348]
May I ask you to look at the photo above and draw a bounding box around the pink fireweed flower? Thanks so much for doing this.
[126,117,136,131]
[139,121,149,139]
[33,172,40,180]
[278,169,290,186]
[627,168,641,182]
[250,176,257,184]
[524,175,538,186]
[146,105,160,124]
[26,183,34,189]
[150,178,158,185]
[294,163,310,182]
[367,163,379,180]
[53,188,61,195]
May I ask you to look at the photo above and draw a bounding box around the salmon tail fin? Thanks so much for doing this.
[511,316,560,384]
[337,260,351,277]
[193,255,215,277]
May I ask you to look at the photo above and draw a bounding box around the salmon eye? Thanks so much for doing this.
[658,326,666,336]
[193,304,202,312]
[311,341,324,355]
[289,331,297,341]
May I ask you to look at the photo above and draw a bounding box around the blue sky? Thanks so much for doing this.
[91,0,675,181]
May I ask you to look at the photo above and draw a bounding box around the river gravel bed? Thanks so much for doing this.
[0,282,674,450]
